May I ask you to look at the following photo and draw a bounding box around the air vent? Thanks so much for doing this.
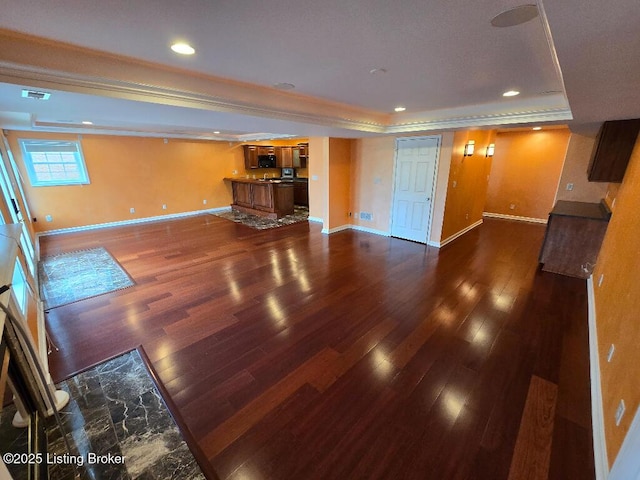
[21,89,51,100]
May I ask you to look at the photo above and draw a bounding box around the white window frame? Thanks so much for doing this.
[18,139,90,187]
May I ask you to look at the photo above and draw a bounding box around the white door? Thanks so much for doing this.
[391,136,439,243]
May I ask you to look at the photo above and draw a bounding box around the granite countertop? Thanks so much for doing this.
[550,200,611,221]
[224,177,293,186]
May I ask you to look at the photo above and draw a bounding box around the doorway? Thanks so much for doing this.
[390,136,440,243]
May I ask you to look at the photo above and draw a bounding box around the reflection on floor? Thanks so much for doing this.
[1,349,205,480]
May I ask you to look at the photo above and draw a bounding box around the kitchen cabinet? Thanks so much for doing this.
[538,200,610,279]
[226,178,294,218]
[295,143,308,168]
[293,179,308,206]
[243,145,259,170]
[243,145,276,169]
[588,119,640,182]
[276,146,293,168]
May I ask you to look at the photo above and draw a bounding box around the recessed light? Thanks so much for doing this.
[82,121,93,125]
[394,106,407,112]
[273,82,295,90]
[369,67,388,75]
[170,42,195,55]
[213,131,221,134]
[532,126,542,130]
[491,5,539,28]
[503,90,520,97]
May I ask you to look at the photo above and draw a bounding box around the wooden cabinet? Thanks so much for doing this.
[232,181,252,207]
[243,145,259,170]
[276,146,293,168]
[539,200,610,279]
[295,143,308,168]
[228,179,294,219]
[588,119,640,182]
[293,180,308,206]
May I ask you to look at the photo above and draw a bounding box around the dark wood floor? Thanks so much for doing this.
[41,215,595,480]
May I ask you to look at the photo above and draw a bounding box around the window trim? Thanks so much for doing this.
[18,138,90,187]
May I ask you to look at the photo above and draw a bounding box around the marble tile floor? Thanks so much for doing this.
[1,349,205,480]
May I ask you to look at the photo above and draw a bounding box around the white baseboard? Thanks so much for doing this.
[438,219,483,247]
[482,212,548,224]
[307,216,323,224]
[36,207,231,237]
[322,224,351,234]
[350,225,391,237]
[587,275,609,480]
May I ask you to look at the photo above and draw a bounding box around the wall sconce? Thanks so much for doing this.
[485,143,495,157]
[463,140,475,156]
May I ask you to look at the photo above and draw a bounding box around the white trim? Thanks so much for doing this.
[587,275,610,480]
[36,206,231,237]
[438,219,483,247]
[610,406,640,480]
[351,225,391,237]
[322,224,350,235]
[482,212,548,224]
[307,216,323,224]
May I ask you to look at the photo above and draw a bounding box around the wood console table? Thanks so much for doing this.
[538,200,611,279]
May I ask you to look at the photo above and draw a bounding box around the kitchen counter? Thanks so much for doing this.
[224,178,294,219]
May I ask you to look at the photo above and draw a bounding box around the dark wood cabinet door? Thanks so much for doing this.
[276,147,293,168]
[252,183,273,210]
[243,145,259,170]
[588,119,640,182]
[233,182,252,207]
[294,182,308,206]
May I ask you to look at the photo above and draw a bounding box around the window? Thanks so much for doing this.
[11,259,28,315]
[19,139,90,186]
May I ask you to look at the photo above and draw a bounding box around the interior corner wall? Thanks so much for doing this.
[556,133,609,203]
[307,137,328,225]
[592,133,640,466]
[6,131,250,232]
[484,128,570,221]
[429,132,454,245]
[440,129,494,242]
[327,138,352,230]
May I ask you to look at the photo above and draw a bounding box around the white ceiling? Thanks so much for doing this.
[0,0,638,139]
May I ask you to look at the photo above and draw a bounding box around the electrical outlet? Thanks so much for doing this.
[45,214,53,222]
[509,204,516,210]
[598,274,604,287]
[615,399,626,426]
[203,199,207,205]
[566,183,574,191]
[465,213,469,219]
[162,204,167,210]
[607,344,615,362]
[452,180,457,188]
[130,208,135,214]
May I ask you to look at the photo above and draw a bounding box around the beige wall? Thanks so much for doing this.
[350,136,395,233]
[556,133,608,203]
[440,130,494,241]
[592,134,640,466]
[484,128,570,221]
[307,137,328,223]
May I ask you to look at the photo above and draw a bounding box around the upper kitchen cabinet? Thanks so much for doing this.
[588,119,640,182]
[275,146,293,168]
[243,145,259,169]
[294,143,308,168]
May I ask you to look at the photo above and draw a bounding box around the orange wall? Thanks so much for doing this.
[6,131,307,232]
[440,130,494,241]
[592,134,640,465]
[307,137,328,222]
[327,138,352,230]
[556,133,608,203]
[484,128,570,220]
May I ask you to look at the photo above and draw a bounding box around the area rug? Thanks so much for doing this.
[214,205,309,230]
[38,247,134,310]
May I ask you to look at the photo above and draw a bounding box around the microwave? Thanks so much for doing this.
[258,154,276,168]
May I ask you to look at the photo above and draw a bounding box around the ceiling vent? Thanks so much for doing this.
[21,89,51,100]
